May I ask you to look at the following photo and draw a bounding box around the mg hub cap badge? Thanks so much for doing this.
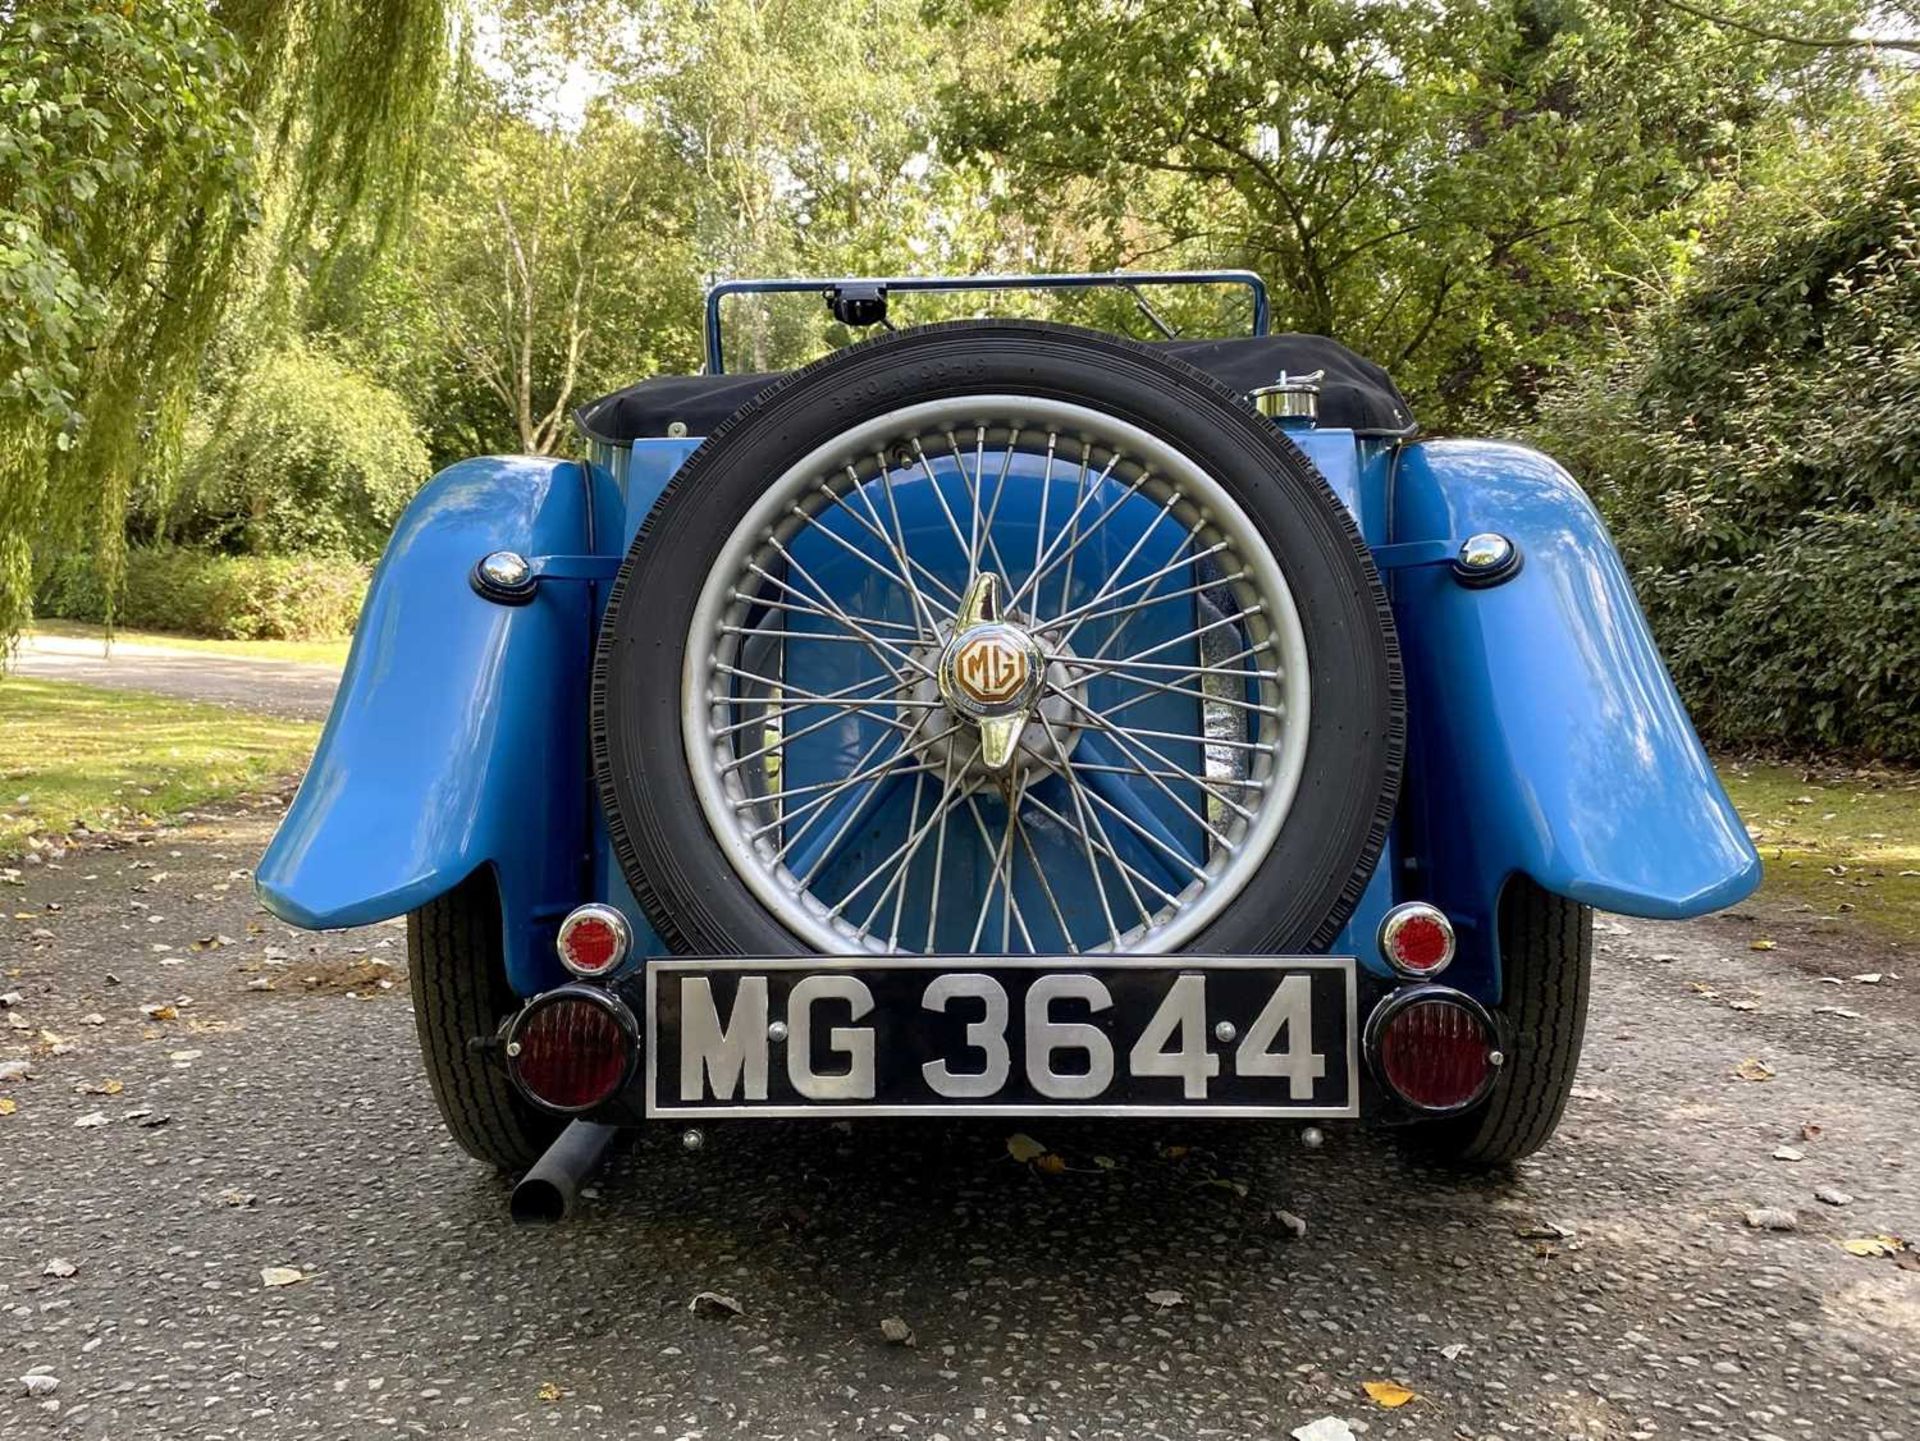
[937,574,1048,771]
[942,623,1041,718]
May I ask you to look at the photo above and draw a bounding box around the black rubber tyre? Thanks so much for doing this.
[1412,878,1592,1166]
[594,321,1403,957]
[407,871,559,1171]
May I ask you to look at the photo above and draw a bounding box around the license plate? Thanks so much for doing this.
[643,957,1357,1119]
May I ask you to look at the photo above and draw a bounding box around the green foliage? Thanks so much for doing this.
[0,0,449,641]
[1538,94,1920,758]
[37,547,369,642]
[939,0,1884,428]
[165,344,430,559]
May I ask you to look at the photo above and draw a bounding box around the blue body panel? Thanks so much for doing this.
[1389,440,1759,994]
[258,425,1757,1006]
[255,456,605,993]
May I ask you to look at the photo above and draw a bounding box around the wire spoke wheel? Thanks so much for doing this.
[685,397,1310,955]
[596,324,1400,960]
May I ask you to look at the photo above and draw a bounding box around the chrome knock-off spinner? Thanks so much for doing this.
[936,575,1048,770]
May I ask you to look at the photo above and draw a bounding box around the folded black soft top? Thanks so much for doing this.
[576,333,1416,444]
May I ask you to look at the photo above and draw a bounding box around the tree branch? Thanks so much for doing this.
[1653,0,1920,54]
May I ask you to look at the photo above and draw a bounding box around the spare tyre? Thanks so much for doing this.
[594,322,1401,957]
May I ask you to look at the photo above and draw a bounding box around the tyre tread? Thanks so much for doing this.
[407,873,555,1171]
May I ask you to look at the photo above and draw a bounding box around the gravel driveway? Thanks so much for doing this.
[5,636,339,721]
[1,803,1915,1439]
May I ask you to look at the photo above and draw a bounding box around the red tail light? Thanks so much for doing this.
[507,989,635,1112]
[1379,902,1455,977]
[1366,987,1500,1113]
[556,904,631,978]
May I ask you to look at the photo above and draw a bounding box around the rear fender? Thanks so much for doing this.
[1390,440,1759,991]
[255,456,607,993]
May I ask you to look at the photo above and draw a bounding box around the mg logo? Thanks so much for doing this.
[945,624,1035,714]
[957,632,1026,702]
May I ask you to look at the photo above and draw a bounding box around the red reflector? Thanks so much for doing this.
[561,917,620,973]
[1389,914,1450,971]
[1376,997,1493,1111]
[511,995,631,1111]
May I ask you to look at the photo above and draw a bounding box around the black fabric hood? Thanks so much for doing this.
[576,332,1416,444]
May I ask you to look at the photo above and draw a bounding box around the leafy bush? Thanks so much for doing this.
[36,547,368,640]
[1536,95,1920,759]
[164,343,430,559]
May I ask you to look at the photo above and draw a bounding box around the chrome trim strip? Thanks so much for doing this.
[642,955,1359,1121]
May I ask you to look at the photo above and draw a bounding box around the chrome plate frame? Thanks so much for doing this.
[642,956,1359,1120]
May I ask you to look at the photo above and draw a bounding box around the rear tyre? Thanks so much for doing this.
[1411,878,1592,1166]
[407,872,559,1171]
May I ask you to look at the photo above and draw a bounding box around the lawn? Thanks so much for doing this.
[27,619,351,668]
[1721,760,1920,946]
[0,678,320,857]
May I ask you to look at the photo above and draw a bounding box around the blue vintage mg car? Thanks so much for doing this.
[256,272,1759,1214]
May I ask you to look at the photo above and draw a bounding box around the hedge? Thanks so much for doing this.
[36,547,369,641]
[1535,97,1920,761]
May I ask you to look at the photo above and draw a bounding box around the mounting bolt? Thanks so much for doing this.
[681,1128,706,1152]
[768,1020,789,1043]
[1300,1126,1324,1150]
[1488,1049,1506,1068]
[1213,1020,1237,1043]
[504,1041,522,1058]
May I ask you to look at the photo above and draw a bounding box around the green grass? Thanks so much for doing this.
[28,619,350,667]
[1720,760,1920,945]
[0,678,320,857]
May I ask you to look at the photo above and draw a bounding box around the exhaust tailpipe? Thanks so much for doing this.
[511,1120,618,1225]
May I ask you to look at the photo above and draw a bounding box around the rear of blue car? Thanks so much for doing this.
[255,275,1759,1185]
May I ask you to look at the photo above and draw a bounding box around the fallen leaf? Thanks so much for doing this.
[1513,1221,1574,1240]
[0,1059,29,1082]
[1744,1207,1798,1231]
[1749,938,1777,951]
[689,1290,743,1317]
[536,1382,562,1402]
[1439,1342,1468,1361]
[140,1004,176,1021]
[1840,1236,1902,1258]
[879,1315,915,1346]
[73,1111,109,1128]
[0,1098,15,1116]
[1092,1155,1117,1170]
[1814,1185,1854,1207]
[1161,1144,1191,1159]
[1144,1288,1186,1308]
[218,1188,257,1208]
[1852,972,1884,984]
[78,1013,104,1026]
[76,1079,122,1096]
[1800,1122,1823,1141]
[42,1257,76,1278]
[1005,1133,1048,1163]
[1772,1146,1805,1162]
[1272,1209,1308,1239]
[260,1266,305,1287]
[1033,1152,1069,1176]
[1362,1379,1417,1408]
[1290,1420,1355,1441]
[1728,1000,1758,1012]
[1733,1058,1775,1082]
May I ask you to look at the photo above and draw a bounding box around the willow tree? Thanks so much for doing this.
[0,0,450,639]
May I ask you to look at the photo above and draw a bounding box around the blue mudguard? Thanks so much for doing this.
[1390,440,1760,952]
[255,456,602,993]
